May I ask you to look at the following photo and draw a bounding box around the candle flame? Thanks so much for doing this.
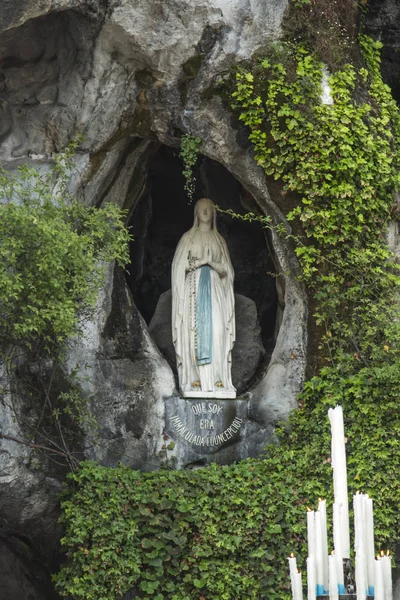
[318,498,322,502]
[306,506,312,512]
[387,550,390,556]
[291,552,294,558]
[381,550,384,557]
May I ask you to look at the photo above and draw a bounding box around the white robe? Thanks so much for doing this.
[172,227,236,397]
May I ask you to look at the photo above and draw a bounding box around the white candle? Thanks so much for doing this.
[354,493,368,596]
[295,571,304,600]
[356,554,367,600]
[318,499,329,592]
[307,509,316,558]
[315,511,324,596]
[288,555,298,600]
[307,557,316,600]
[381,553,392,600]
[364,496,375,595]
[353,492,364,555]
[328,406,351,559]
[333,502,345,593]
[329,553,339,600]
[375,558,384,600]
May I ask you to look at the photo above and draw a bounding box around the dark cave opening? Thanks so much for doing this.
[126,145,279,354]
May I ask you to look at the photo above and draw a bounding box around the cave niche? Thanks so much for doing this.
[126,145,280,391]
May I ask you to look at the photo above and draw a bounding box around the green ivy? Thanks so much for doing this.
[53,458,310,600]
[179,134,202,202]
[54,379,400,600]
[231,36,400,363]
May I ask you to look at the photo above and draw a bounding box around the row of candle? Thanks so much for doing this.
[287,406,393,599]
[373,552,393,600]
[306,500,348,598]
[289,549,393,600]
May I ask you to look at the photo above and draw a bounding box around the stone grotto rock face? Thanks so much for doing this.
[0,1,307,595]
[0,0,309,466]
[3,0,398,597]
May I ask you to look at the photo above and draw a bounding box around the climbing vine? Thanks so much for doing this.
[55,381,400,600]
[231,36,400,364]
[179,134,202,202]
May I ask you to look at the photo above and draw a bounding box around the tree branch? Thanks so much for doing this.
[0,431,77,460]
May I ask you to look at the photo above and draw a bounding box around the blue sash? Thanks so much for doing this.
[196,265,212,365]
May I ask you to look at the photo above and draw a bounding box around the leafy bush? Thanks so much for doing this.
[0,144,131,469]
[0,147,131,357]
[54,376,400,600]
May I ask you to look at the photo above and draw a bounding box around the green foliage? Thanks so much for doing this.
[56,384,98,435]
[54,458,305,600]
[215,206,272,229]
[54,36,400,600]
[55,378,400,600]
[179,134,202,202]
[0,143,131,470]
[231,36,400,363]
[0,146,131,357]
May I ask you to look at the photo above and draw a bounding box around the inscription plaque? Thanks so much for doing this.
[164,397,249,455]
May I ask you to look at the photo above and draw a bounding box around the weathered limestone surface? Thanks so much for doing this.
[0,0,312,597]
[0,0,308,457]
[1,0,400,596]
[66,265,177,469]
[0,365,62,599]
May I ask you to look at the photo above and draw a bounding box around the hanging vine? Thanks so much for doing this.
[179,134,202,202]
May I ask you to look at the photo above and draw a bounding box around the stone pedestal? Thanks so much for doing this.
[164,396,270,467]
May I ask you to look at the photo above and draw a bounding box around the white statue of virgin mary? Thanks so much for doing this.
[171,198,236,398]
